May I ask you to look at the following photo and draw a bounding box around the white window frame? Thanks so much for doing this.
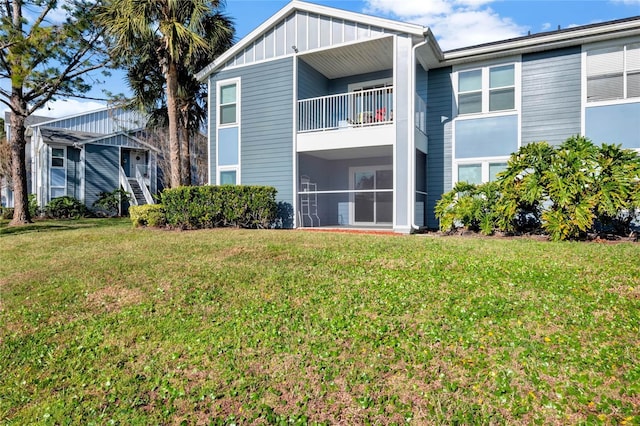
[217,78,241,127]
[453,158,510,185]
[582,38,640,107]
[50,146,67,199]
[216,77,241,185]
[218,166,240,185]
[453,58,521,118]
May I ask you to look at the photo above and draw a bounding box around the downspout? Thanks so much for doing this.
[409,35,430,232]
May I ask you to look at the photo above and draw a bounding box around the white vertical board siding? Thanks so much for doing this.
[521,47,582,146]
[222,11,394,71]
[44,109,146,134]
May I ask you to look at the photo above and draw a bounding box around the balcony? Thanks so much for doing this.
[298,86,393,133]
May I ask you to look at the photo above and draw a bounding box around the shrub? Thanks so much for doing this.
[44,196,88,219]
[28,193,39,218]
[435,181,500,235]
[161,185,278,229]
[93,188,131,217]
[0,207,13,219]
[129,204,166,228]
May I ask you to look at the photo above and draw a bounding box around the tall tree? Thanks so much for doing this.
[99,0,233,188]
[123,8,233,185]
[0,0,110,225]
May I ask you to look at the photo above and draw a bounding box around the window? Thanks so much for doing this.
[587,43,640,102]
[219,170,237,185]
[457,64,516,115]
[216,78,241,186]
[456,161,509,185]
[219,83,238,125]
[50,147,66,199]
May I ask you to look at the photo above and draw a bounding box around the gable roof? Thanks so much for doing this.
[196,0,427,81]
[39,126,160,152]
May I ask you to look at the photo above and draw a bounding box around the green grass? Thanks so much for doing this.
[1,219,639,425]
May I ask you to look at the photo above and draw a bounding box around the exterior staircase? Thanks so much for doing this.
[128,179,148,205]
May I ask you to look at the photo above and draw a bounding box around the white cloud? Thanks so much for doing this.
[611,0,640,4]
[34,99,106,118]
[364,0,527,50]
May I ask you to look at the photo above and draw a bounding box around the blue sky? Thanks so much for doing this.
[28,0,640,117]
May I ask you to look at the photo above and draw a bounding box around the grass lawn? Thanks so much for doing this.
[1,218,639,424]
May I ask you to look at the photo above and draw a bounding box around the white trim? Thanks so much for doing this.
[392,34,397,229]
[49,145,67,200]
[208,77,213,185]
[215,77,242,186]
[452,157,510,184]
[292,53,299,228]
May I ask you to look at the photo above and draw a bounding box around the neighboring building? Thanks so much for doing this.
[1,107,159,211]
[197,1,640,233]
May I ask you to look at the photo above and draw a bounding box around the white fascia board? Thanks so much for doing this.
[195,0,428,82]
[441,18,640,66]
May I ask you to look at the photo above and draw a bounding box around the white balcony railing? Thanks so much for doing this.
[298,87,394,133]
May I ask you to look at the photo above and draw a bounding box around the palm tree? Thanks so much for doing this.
[124,10,233,185]
[99,0,233,188]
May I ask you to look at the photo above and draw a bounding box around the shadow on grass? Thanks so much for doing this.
[0,218,129,236]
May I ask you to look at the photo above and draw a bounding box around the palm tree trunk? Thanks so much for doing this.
[179,108,191,186]
[8,93,31,225]
[165,60,181,188]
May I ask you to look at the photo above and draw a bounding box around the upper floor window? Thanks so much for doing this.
[219,83,238,125]
[458,64,515,115]
[587,43,640,102]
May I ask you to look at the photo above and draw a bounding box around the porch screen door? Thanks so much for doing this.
[353,168,392,224]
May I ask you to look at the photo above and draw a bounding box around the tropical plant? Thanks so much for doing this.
[99,0,234,188]
[0,0,110,225]
[93,188,131,217]
[45,196,88,219]
[435,181,500,235]
[492,136,640,240]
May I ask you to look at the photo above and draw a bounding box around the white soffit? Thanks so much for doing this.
[298,36,394,79]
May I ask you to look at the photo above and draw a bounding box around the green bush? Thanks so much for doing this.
[44,196,88,219]
[494,136,640,240]
[161,185,277,229]
[129,204,166,228]
[435,181,500,235]
[28,193,39,218]
[0,207,13,219]
[93,188,130,217]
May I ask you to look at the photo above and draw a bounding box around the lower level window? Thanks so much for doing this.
[456,161,508,184]
[219,170,237,185]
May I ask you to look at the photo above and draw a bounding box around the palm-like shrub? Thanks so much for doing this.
[439,136,640,240]
[435,181,500,235]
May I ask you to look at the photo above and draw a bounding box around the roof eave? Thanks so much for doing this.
[441,17,640,66]
[196,0,427,82]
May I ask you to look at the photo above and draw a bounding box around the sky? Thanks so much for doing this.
[14,0,640,118]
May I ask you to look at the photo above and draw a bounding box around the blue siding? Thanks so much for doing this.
[586,102,640,149]
[521,47,582,146]
[85,144,119,209]
[214,57,295,205]
[298,59,329,99]
[426,67,453,228]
